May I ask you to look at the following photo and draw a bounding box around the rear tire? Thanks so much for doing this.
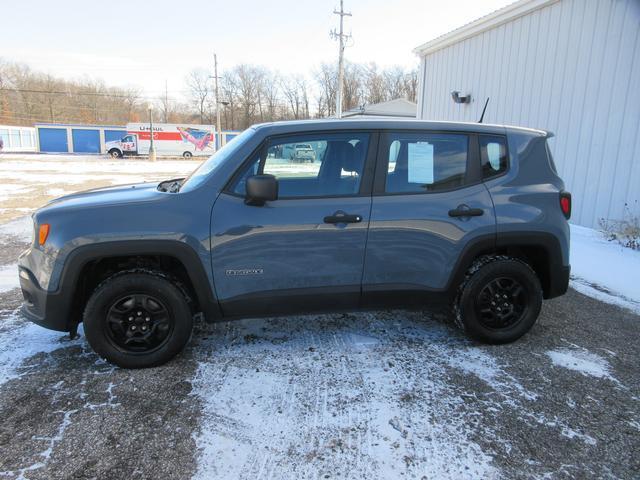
[454,256,542,344]
[83,271,192,368]
[182,151,193,159]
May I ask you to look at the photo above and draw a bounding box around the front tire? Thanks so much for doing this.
[182,151,193,159]
[454,256,542,344]
[83,271,193,368]
[109,149,122,158]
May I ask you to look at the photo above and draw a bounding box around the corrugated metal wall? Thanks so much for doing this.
[417,0,640,228]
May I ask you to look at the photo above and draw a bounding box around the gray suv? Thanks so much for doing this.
[18,119,571,368]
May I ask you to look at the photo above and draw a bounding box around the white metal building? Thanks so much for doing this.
[0,125,37,153]
[414,0,640,227]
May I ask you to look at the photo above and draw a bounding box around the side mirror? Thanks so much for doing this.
[245,174,278,206]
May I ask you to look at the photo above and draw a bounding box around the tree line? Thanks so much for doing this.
[0,58,417,130]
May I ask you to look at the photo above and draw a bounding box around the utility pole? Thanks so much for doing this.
[164,80,169,123]
[331,0,351,118]
[148,103,156,161]
[213,54,222,151]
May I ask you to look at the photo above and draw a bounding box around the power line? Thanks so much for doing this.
[0,87,188,101]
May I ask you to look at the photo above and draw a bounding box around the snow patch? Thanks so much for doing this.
[546,347,617,382]
[191,318,503,479]
[0,310,81,386]
[0,264,19,293]
[0,215,32,242]
[570,224,640,311]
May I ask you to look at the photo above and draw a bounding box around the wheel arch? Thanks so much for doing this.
[448,232,568,300]
[60,240,221,326]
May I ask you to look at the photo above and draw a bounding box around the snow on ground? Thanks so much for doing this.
[191,317,504,479]
[569,224,640,313]
[0,264,18,293]
[0,215,33,242]
[0,309,81,386]
[546,347,617,382]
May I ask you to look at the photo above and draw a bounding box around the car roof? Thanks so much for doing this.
[251,118,550,138]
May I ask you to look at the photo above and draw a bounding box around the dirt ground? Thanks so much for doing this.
[0,154,638,479]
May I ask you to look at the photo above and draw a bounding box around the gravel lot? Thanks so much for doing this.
[0,154,638,479]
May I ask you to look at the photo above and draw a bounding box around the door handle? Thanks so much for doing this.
[448,206,484,217]
[324,211,363,224]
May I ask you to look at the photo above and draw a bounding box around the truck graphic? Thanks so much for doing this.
[105,123,216,158]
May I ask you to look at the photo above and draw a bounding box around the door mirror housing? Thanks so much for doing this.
[245,174,278,206]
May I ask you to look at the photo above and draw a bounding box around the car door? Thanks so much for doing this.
[210,131,377,317]
[362,130,497,306]
[122,135,137,153]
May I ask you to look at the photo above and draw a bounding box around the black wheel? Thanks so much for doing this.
[109,149,122,158]
[183,151,193,159]
[454,256,542,344]
[83,271,192,368]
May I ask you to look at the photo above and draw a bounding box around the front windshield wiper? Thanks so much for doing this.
[157,178,184,193]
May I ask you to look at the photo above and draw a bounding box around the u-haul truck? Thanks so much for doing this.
[105,123,216,158]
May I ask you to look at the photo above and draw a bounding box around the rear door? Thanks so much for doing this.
[210,130,377,316]
[362,130,496,305]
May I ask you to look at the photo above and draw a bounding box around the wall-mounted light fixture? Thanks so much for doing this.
[451,91,471,104]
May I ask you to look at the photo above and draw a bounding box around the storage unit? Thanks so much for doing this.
[35,124,126,154]
[414,0,640,227]
[0,125,37,152]
[72,128,101,153]
[38,127,69,153]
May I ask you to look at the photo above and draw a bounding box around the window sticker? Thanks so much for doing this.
[487,142,501,170]
[408,142,434,184]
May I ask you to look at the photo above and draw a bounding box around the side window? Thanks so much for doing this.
[384,133,468,193]
[231,132,370,198]
[479,135,508,179]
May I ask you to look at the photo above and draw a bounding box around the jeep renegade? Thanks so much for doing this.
[18,119,571,368]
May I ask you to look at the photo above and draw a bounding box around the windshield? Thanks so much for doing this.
[179,128,254,192]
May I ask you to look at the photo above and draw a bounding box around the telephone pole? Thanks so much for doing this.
[164,80,169,123]
[331,0,351,118]
[213,54,222,151]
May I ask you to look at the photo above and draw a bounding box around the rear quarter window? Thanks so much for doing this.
[479,135,508,180]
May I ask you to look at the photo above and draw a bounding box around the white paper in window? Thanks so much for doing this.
[487,142,501,170]
[408,142,434,184]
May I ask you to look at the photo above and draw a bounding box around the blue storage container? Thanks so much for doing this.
[72,129,100,153]
[38,128,69,153]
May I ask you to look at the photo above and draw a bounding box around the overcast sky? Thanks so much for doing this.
[3,0,512,100]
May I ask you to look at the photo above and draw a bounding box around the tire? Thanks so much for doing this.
[183,151,193,159]
[109,149,122,158]
[83,271,193,368]
[454,256,542,344]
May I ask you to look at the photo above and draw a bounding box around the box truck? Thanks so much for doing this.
[105,123,216,158]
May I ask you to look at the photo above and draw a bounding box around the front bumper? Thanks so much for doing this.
[19,266,72,332]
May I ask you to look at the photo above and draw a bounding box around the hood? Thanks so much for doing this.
[40,182,165,212]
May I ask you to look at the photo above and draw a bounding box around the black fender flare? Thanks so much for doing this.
[446,231,568,299]
[59,240,221,322]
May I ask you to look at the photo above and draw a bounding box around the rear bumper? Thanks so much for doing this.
[546,264,570,299]
[19,266,72,332]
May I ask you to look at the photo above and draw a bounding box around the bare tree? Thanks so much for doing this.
[186,69,210,123]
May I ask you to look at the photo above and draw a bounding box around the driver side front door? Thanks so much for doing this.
[209,131,376,317]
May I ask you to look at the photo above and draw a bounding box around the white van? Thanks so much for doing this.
[106,123,216,158]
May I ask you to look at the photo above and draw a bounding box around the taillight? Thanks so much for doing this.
[560,191,571,219]
[38,224,50,245]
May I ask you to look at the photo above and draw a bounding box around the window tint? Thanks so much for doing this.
[232,132,369,198]
[384,133,468,193]
[479,135,508,179]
